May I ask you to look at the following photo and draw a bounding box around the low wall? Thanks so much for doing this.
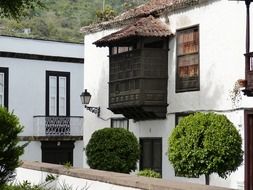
[18,161,235,190]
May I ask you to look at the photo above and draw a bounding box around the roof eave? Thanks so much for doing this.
[94,34,173,48]
[80,0,209,35]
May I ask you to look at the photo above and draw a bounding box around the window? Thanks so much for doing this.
[46,71,70,116]
[111,118,129,130]
[110,45,136,55]
[176,26,199,92]
[140,138,162,176]
[175,112,193,126]
[0,67,8,108]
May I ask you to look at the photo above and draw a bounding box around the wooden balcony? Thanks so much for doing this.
[108,48,168,120]
[244,52,253,96]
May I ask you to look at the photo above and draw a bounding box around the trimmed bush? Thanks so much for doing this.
[168,112,243,183]
[0,108,26,185]
[137,169,161,178]
[86,128,140,173]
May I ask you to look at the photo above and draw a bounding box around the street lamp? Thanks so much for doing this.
[230,0,252,52]
[80,89,100,117]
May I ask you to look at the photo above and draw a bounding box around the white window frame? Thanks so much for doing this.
[111,118,129,130]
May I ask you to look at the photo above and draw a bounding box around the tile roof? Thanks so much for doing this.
[94,16,173,47]
[114,0,177,21]
[81,0,208,34]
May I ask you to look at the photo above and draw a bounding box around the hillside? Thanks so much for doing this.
[0,0,147,43]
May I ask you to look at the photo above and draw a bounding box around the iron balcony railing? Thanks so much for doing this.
[33,116,83,136]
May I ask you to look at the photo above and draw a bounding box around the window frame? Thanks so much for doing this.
[110,46,135,55]
[176,25,200,93]
[110,117,129,130]
[46,71,70,117]
[175,112,194,126]
[0,67,9,109]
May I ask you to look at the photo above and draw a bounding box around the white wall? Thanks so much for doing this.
[83,0,249,189]
[74,141,84,167]
[83,28,120,167]
[15,168,140,190]
[0,36,84,167]
[20,141,41,162]
[0,57,83,136]
[0,36,84,58]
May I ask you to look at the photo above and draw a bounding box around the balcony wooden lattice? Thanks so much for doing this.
[109,48,168,120]
[244,52,253,96]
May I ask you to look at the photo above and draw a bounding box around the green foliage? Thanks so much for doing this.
[0,107,26,185]
[0,0,43,20]
[96,6,116,22]
[86,128,140,173]
[2,181,44,190]
[229,80,242,108]
[63,162,72,170]
[2,175,91,190]
[168,112,243,179]
[0,0,148,42]
[137,169,161,178]
[2,180,89,190]
[45,174,57,182]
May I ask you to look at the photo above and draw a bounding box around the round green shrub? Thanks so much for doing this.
[137,169,161,178]
[86,128,140,173]
[168,112,243,179]
[0,108,26,185]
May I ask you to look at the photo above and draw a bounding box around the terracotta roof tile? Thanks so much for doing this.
[116,0,207,20]
[115,0,174,21]
[81,0,207,34]
[94,16,173,47]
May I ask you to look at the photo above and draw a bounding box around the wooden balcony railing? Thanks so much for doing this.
[244,52,253,96]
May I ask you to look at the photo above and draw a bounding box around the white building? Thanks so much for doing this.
[81,0,253,188]
[0,35,84,167]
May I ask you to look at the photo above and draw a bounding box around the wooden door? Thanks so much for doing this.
[245,111,253,190]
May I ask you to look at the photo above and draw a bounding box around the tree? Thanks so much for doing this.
[86,128,140,173]
[0,107,26,185]
[96,6,116,22]
[0,0,148,42]
[0,0,43,20]
[168,112,243,185]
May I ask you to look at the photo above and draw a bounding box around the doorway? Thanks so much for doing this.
[41,141,74,165]
[140,138,162,176]
[245,111,253,190]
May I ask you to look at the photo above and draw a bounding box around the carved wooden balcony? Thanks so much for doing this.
[93,16,172,120]
[108,48,168,120]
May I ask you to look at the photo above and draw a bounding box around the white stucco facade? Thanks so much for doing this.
[15,167,141,190]
[83,0,252,189]
[0,36,84,167]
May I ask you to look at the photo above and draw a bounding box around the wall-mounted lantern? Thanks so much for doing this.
[80,89,100,117]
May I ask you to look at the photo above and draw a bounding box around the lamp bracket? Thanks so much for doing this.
[85,105,100,117]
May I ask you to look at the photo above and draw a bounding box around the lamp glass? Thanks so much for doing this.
[80,89,91,105]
